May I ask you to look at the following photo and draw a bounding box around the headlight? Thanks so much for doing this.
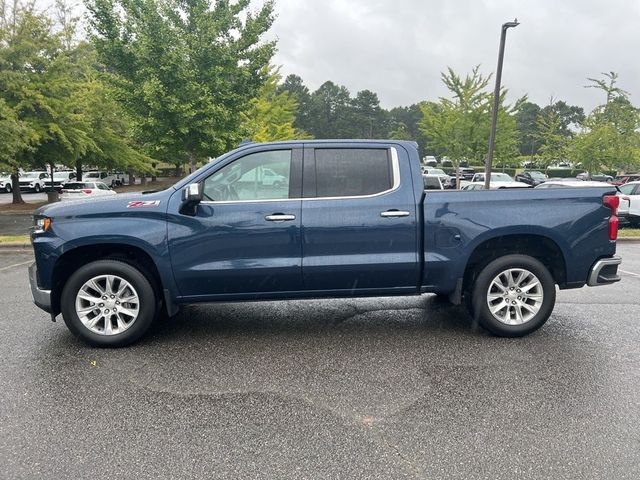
[33,217,52,234]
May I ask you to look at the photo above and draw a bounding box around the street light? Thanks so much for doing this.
[484,19,519,190]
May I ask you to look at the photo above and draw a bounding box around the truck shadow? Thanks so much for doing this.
[148,294,478,343]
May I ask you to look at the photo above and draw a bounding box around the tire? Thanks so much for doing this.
[4,184,11,193]
[34,183,41,193]
[61,259,157,347]
[471,254,556,337]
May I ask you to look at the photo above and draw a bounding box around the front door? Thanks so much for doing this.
[168,147,303,299]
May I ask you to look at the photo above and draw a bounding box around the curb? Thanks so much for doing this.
[0,242,32,250]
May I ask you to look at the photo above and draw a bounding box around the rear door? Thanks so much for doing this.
[300,143,419,293]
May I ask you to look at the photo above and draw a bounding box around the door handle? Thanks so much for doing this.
[380,210,410,218]
[265,214,296,222]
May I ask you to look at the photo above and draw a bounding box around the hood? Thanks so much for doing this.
[34,188,175,218]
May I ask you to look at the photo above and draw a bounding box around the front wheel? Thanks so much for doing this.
[4,184,11,193]
[34,183,41,193]
[471,254,556,337]
[61,259,157,347]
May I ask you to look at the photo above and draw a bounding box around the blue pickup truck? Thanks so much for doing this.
[29,140,622,346]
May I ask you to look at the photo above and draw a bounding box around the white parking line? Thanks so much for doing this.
[0,260,32,272]
[620,269,640,279]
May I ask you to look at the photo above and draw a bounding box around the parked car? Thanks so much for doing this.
[84,171,118,187]
[51,170,76,191]
[60,182,117,201]
[618,181,640,227]
[576,172,613,182]
[462,172,529,189]
[612,174,640,186]
[0,172,16,193]
[19,171,50,192]
[515,171,547,186]
[422,168,451,185]
[423,156,438,167]
[422,174,445,190]
[111,171,127,186]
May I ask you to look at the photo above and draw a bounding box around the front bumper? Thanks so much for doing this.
[587,256,622,287]
[28,262,52,312]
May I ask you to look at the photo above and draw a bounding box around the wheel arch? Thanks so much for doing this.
[50,243,165,317]
[462,233,567,295]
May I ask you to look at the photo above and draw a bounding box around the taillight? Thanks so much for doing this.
[603,194,619,213]
[603,194,619,241]
[82,189,92,194]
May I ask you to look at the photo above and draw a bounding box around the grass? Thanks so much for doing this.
[0,235,29,244]
[619,228,640,238]
[0,201,47,212]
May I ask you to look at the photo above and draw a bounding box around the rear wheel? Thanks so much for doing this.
[4,184,11,193]
[471,254,556,337]
[61,259,157,347]
[34,183,41,193]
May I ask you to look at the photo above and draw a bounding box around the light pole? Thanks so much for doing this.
[484,19,519,190]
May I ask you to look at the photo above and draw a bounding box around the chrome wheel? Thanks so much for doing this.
[486,268,543,325]
[74,275,140,335]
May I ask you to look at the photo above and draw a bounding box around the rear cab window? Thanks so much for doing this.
[311,148,395,198]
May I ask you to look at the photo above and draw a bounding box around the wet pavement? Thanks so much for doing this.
[0,245,639,479]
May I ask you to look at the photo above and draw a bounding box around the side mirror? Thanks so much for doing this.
[182,183,203,203]
[180,182,203,216]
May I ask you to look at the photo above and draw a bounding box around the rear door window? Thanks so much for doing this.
[314,148,393,197]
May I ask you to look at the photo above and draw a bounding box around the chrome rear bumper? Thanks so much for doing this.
[587,256,622,287]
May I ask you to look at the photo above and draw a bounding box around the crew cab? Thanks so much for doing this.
[29,140,623,347]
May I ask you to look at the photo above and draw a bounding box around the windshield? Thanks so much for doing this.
[53,172,72,179]
[428,169,446,175]
[529,171,546,180]
[21,173,40,180]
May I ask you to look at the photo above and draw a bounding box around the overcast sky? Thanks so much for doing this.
[263,0,640,110]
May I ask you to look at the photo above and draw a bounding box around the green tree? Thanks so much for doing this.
[569,72,640,176]
[350,89,387,139]
[306,81,353,138]
[535,100,567,168]
[276,74,312,133]
[87,0,276,171]
[241,68,310,142]
[419,66,521,187]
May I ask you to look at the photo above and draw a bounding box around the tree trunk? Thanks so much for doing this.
[11,170,24,204]
[75,159,82,181]
[455,160,461,190]
[189,152,196,173]
[141,175,147,186]
[151,162,157,182]
[49,163,55,191]
[128,170,135,186]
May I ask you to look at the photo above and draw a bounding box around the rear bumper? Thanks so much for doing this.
[587,256,622,287]
[28,262,52,313]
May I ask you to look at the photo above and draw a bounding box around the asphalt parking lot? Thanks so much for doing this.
[0,192,48,204]
[0,244,639,479]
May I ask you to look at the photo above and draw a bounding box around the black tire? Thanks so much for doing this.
[34,183,41,193]
[471,254,556,337]
[61,259,157,347]
[5,184,11,193]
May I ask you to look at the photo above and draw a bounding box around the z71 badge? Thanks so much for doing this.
[127,200,161,208]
